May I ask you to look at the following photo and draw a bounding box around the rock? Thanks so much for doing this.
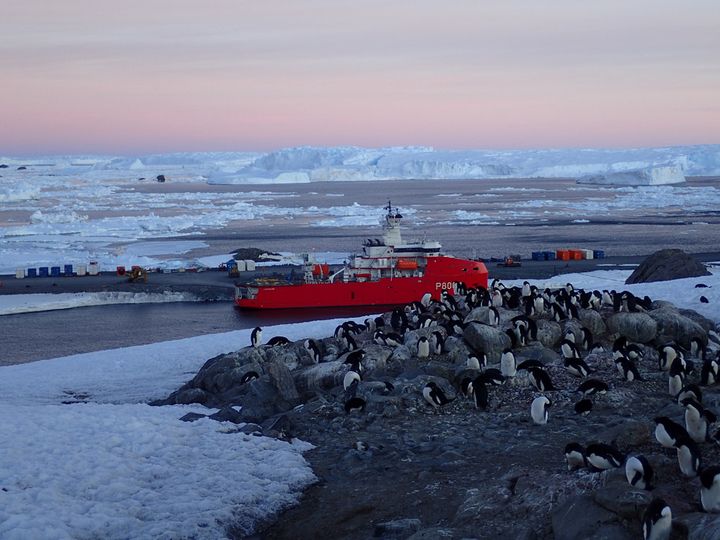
[156,174,166,182]
[649,307,708,348]
[165,387,208,405]
[386,346,414,376]
[238,423,263,435]
[293,360,346,393]
[535,319,562,348]
[578,309,608,339]
[626,249,710,284]
[406,527,456,539]
[374,518,422,538]
[267,360,300,402]
[586,524,634,540]
[678,308,717,333]
[179,412,206,422]
[208,406,245,424]
[606,312,657,343]
[463,322,511,362]
[597,419,651,448]
[593,485,651,519]
[453,487,512,526]
[675,512,720,540]
[464,306,500,326]
[551,495,620,540]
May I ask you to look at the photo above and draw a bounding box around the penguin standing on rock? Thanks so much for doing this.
[642,498,672,540]
[625,455,654,490]
[530,395,551,425]
[417,336,430,359]
[343,369,361,391]
[500,349,517,378]
[702,356,720,385]
[423,382,452,409]
[304,339,322,364]
[471,376,488,410]
[240,370,259,384]
[250,327,262,348]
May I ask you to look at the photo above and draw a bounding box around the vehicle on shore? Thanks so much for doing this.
[235,202,488,309]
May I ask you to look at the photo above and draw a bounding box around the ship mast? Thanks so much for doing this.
[383,200,402,247]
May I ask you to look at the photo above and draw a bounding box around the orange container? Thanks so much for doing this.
[570,250,584,260]
[312,264,330,276]
[396,258,419,270]
[556,250,570,261]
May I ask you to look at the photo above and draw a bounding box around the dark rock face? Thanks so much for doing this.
[156,174,166,182]
[626,249,710,284]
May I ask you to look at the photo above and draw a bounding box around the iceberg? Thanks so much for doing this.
[577,165,686,186]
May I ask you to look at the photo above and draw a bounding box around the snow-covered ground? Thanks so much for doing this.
[0,317,370,539]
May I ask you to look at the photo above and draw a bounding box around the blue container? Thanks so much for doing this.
[27,268,38,278]
[531,251,544,261]
[50,266,61,277]
[39,267,49,277]
[64,264,74,275]
[593,250,605,259]
[544,251,557,261]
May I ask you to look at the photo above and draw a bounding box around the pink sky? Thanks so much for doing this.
[2,0,719,155]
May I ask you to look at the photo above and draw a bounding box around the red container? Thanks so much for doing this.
[556,250,570,261]
[569,250,584,260]
[116,266,126,276]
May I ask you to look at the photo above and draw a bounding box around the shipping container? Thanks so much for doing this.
[76,265,87,276]
[50,266,61,277]
[27,268,37,278]
[245,260,256,271]
[531,251,544,261]
[544,251,557,261]
[116,266,126,276]
[39,267,49,277]
[64,264,74,276]
[593,250,605,259]
[15,268,24,279]
[88,262,99,275]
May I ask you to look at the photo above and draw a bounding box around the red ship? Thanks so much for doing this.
[234,202,488,309]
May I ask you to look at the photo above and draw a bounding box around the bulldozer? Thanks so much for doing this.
[128,265,148,283]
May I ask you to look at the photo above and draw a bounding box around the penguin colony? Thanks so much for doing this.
[238,278,720,536]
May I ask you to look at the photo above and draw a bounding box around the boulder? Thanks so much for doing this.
[592,485,651,519]
[648,307,707,348]
[675,512,720,540]
[462,322,511,363]
[626,249,710,284]
[606,312,657,343]
[578,309,608,339]
[535,319,562,348]
[551,495,620,540]
[464,306,500,326]
[293,360,346,393]
[266,360,300,402]
[374,518,422,538]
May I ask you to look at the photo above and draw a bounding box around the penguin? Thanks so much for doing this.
[384,332,404,348]
[576,379,609,397]
[564,356,591,378]
[517,359,545,371]
[423,382,452,409]
[700,465,720,513]
[616,357,642,381]
[585,443,624,470]
[574,399,592,416]
[625,455,654,490]
[677,384,702,405]
[342,333,358,352]
[488,306,500,326]
[417,336,430,359]
[690,337,706,358]
[418,313,435,328]
[668,361,685,397]
[521,281,532,297]
[431,331,445,354]
[466,354,481,371]
[482,369,506,386]
[560,339,581,360]
[580,327,593,350]
[420,292,433,308]
[266,335,291,347]
[528,367,555,392]
[491,289,504,308]
[364,317,377,333]
[563,330,576,343]
[460,377,474,399]
[304,339,322,364]
[500,348,517,378]
[344,349,365,371]
[682,398,709,443]
[471,376,488,410]
[564,442,586,471]
[344,397,366,414]
[642,498,672,540]
[250,327,262,348]
[654,417,690,448]
[343,370,361,391]
[658,344,682,371]
[530,395,551,425]
[676,434,701,477]
[240,370,259,384]
[702,357,720,386]
[354,441,370,452]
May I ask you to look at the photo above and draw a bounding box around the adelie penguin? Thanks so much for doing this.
[616,357,642,381]
[471,376,488,410]
[574,399,592,416]
[240,370,259,385]
[344,349,365,371]
[625,455,654,490]
[304,339,322,364]
[642,498,672,540]
[702,357,720,386]
[416,336,430,359]
[423,381,452,409]
[266,335,291,347]
[482,369,505,386]
[700,465,720,513]
[585,443,624,470]
[676,383,702,405]
[500,349,517,378]
[344,397,366,414]
[565,357,592,378]
[343,369,361,391]
[564,443,586,471]
[675,433,701,477]
[576,379,609,397]
[517,359,545,371]
[250,327,263,348]
[528,367,555,392]
[654,417,690,448]
[530,395,551,425]
[682,398,710,443]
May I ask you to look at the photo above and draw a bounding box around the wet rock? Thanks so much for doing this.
[374,518,422,538]
[464,306,500,326]
[578,309,608,339]
[293,360,346,393]
[208,406,245,424]
[551,495,620,540]
[675,512,720,540]
[179,412,206,422]
[535,319,562,348]
[267,360,300,402]
[626,249,710,284]
[649,307,707,348]
[163,387,208,405]
[463,322,511,362]
[606,312,657,343]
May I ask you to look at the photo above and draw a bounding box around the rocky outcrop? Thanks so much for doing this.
[648,306,707,348]
[606,312,658,343]
[626,249,710,284]
[462,322,511,362]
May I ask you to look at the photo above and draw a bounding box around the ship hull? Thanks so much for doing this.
[235,257,488,310]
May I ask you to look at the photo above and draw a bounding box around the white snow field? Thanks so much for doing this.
[0,317,374,539]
